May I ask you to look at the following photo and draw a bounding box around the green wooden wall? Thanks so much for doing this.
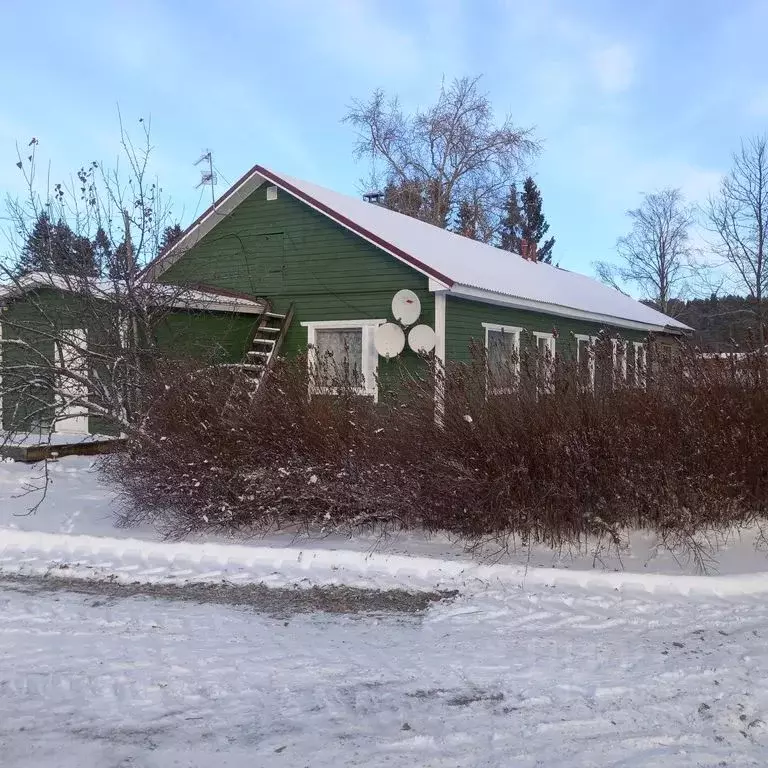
[1,288,86,432]
[445,295,649,363]
[154,310,257,364]
[159,183,435,385]
[0,288,260,434]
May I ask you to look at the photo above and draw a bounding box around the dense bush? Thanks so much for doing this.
[105,341,768,555]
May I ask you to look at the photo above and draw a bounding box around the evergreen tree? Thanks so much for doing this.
[108,242,131,281]
[499,183,523,252]
[159,223,183,255]
[92,226,113,275]
[498,177,555,263]
[17,212,97,276]
[454,200,479,240]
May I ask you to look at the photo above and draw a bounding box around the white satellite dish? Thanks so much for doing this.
[374,322,406,358]
[408,324,436,354]
[392,289,421,327]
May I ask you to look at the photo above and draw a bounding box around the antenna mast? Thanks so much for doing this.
[194,150,217,206]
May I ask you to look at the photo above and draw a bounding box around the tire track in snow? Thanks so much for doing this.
[3,580,768,767]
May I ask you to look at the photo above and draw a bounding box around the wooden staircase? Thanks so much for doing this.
[241,303,294,387]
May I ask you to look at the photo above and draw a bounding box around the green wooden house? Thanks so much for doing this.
[147,165,690,394]
[1,164,691,436]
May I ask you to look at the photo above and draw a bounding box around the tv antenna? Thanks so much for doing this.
[194,150,217,206]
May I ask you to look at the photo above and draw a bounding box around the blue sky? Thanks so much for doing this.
[2,0,767,281]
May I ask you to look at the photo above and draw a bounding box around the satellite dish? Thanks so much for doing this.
[408,324,436,354]
[374,322,406,358]
[392,289,421,326]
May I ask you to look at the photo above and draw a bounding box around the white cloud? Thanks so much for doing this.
[590,44,635,94]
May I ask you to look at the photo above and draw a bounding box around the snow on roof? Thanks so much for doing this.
[147,164,691,333]
[257,168,691,333]
[0,272,266,315]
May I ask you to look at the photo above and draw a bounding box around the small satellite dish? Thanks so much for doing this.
[408,324,436,354]
[374,322,406,358]
[392,289,421,327]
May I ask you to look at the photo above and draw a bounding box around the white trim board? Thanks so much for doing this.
[300,319,386,329]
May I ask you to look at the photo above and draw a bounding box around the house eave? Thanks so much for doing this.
[443,283,692,335]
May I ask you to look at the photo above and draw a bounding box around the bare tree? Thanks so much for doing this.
[0,117,191,447]
[595,188,694,315]
[704,135,768,344]
[344,76,538,233]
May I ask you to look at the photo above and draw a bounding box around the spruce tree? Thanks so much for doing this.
[499,183,523,253]
[159,223,183,255]
[498,178,555,263]
[17,212,97,276]
[92,226,113,275]
[454,200,479,240]
[520,176,555,263]
[16,212,56,275]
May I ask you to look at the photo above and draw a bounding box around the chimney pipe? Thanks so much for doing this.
[520,239,537,262]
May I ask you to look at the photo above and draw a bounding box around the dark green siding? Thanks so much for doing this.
[1,289,257,434]
[159,186,434,370]
[1,289,86,432]
[154,310,258,364]
[446,295,649,363]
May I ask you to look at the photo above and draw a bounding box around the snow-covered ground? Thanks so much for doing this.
[2,457,768,765]
[2,575,768,766]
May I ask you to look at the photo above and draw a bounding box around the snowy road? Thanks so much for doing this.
[2,578,768,767]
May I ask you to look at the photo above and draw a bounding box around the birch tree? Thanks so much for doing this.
[595,188,694,315]
[704,135,768,344]
[0,117,185,444]
[344,76,538,233]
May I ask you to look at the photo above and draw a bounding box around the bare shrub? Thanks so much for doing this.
[105,339,768,552]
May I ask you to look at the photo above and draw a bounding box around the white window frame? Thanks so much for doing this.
[533,331,556,393]
[55,328,89,434]
[632,341,647,387]
[613,338,627,383]
[482,323,522,394]
[301,319,385,401]
[575,334,596,391]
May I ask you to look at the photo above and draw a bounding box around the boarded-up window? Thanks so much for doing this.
[594,336,615,393]
[55,329,89,434]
